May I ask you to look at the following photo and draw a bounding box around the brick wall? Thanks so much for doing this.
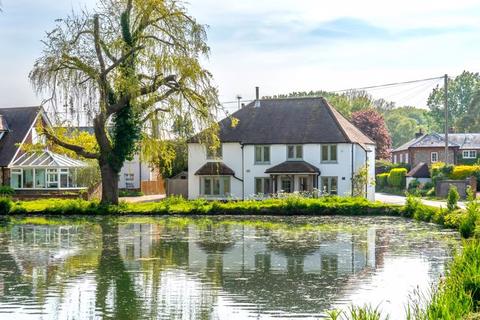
[411,147,457,167]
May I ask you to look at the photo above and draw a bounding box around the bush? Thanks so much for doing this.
[447,185,460,211]
[0,186,14,197]
[0,197,12,215]
[375,160,410,175]
[375,173,389,189]
[449,165,480,180]
[408,179,420,191]
[387,168,407,189]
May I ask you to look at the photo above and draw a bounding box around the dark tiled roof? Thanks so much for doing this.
[393,133,459,152]
[407,162,430,178]
[265,161,320,174]
[448,133,480,149]
[190,97,374,145]
[195,162,235,176]
[0,106,41,166]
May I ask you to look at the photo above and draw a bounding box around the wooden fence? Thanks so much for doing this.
[141,178,165,195]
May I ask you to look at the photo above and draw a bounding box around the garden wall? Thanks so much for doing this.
[435,177,476,198]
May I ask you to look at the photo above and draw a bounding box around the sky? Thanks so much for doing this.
[1,0,480,112]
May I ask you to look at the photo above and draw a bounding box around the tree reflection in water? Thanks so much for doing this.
[0,216,461,319]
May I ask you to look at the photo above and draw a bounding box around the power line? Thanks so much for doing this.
[331,76,444,93]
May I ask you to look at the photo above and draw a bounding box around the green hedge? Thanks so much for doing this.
[387,168,407,189]
[375,173,389,188]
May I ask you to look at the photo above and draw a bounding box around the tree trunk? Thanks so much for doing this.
[100,162,119,205]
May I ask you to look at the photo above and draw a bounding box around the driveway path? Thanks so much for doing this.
[375,192,466,209]
[120,194,166,203]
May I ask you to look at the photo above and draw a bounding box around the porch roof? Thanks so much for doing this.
[195,162,235,176]
[265,161,320,174]
[10,150,87,168]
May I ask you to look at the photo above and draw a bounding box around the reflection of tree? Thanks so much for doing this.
[95,220,140,320]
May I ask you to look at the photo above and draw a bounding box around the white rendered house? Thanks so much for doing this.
[188,97,376,200]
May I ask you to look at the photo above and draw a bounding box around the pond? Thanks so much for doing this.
[0,216,460,320]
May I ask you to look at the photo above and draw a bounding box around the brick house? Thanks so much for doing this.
[392,131,480,167]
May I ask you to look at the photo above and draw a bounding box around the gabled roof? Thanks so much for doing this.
[448,133,480,149]
[393,133,459,152]
[407,162,430,178]
[10,150,86,168]
[195,162,235,176]
[0,106,42,167]
[265,161,320,174]
[190,97,374,145]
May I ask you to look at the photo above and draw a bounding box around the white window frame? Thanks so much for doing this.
[287,145,303,160]
[321,176,338,195]
[399,154,403,163]
[10,169,23,189]
[462,150,477,159]
[431,152,438,163]
[254,145,271,164]
[124,173,135,181]
[206,144,223,160]
[321,144,338,163]
[393,154,397,164]
[254,177,272,195]
[200,176,231,197]
[405,153,409,163]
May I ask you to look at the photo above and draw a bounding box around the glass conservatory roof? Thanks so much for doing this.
[10,150,87,168]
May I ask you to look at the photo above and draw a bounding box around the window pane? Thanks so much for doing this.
[330,145,337,161]
[35,169,45,188]
[213,178,220,195]
[204,178,211,195]
[322,145,329,161]
[287,146,295,159]
[223,177,230,195]
[296,145,303,159]
[321,177,329,193]
[60,172,68,188]
[264,178,271,194]
[255,146,262,162]
[255,178,262,194]
[263,146,270,162]
[11,172,21,189]
[331,178,338,195]
[23,169,34,189]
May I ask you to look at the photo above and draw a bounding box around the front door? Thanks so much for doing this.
[281,178,292,193]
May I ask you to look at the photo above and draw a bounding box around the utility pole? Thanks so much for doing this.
[444,74,449,164]
[236,95,242,110]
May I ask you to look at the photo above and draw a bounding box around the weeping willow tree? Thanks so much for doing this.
[30,0,220,204]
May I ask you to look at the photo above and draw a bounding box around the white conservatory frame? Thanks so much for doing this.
[9,150,87,190]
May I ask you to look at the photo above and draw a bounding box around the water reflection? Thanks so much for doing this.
[0,216,459,319]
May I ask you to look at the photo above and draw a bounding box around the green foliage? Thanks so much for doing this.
[384,107,434,148]
[447,186,460,211]
[326,305,387,320]
[0,197,12,215]
[449,165,480,180]
[352,166,370,197]
[428,71,480,132]
[0,186,14,197]
[387,168,407,189]
[376,173,389,189]
[375,160,410,175]
[75,161,101,189]
[119,190,144,197]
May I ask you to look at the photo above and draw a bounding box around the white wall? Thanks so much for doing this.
[189,142,376,200]
[188,143,243,200]
[118,154,152,189]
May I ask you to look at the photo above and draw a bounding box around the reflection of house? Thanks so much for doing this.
[188,93,376,200]
[0,107,87,196]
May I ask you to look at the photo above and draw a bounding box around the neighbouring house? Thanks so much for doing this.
[187,95,376,200]
[69,127,156,190]
[0,106,87,197]
[392,130,480,167]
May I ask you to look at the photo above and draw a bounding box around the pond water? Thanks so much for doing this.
[0,216,460,320]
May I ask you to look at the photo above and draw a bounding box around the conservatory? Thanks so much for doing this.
[9,150,87,190]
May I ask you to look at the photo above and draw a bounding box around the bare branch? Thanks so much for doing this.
[93,14,106,74]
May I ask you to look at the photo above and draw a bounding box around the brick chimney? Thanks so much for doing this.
[415,128,424,139]
[254,86,261,108]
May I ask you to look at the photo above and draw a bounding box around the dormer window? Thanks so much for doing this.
[287,145,303,160]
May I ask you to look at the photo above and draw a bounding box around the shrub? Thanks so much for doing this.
[0,197,12,215]
[0,186,14,197]
[375,173,389,189]
[387,168,407,189]
[408,179,420,191]
[375,160,411,174]
[447,185,460,211]
[449,165,480,180]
